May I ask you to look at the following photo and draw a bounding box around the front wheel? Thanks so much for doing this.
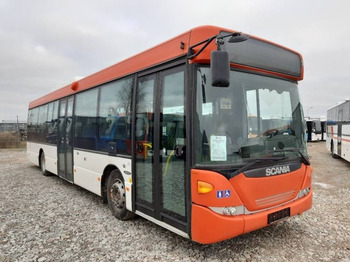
[107,170,134,220]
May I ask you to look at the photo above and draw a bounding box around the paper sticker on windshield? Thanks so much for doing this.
[202,103,212,115]
[210,136,227,161]
[220,98,231,109]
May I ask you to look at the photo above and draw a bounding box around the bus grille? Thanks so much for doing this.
[255,190,296,207]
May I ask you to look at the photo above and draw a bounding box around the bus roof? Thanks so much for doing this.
[327,99,350,111]
[29,25,303,109]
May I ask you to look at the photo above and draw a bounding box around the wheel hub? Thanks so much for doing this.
[110,180,125,209]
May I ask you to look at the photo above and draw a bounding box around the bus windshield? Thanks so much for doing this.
[195,67,307,166]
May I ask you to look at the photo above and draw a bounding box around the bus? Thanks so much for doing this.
[326,100,350,162]
[27,25,312,244]
[306,119,322,141]
[321,120,326,141]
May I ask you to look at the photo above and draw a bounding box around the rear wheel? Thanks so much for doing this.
[107,170,134,220]
[40,152,50,176]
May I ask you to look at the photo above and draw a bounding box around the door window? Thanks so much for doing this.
[160,68,186,217]
[135,75,155,205]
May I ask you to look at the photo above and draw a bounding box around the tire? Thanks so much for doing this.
[107,170,134,220]
[40,152,50,176]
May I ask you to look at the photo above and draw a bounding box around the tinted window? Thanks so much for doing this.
[38,105,48,142]
[222,35,301,77]
[74,89,98,150]
[98,77,134,154]
[46,101,59,144]
[27,107,39,141]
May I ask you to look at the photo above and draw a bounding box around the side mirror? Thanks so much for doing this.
[211,50,230,87]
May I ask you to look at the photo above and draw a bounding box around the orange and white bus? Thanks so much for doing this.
[27,25,312,244]
[326,100,350,162]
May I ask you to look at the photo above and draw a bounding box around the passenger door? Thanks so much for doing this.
[134,65,187,231]
[57,96,74,182]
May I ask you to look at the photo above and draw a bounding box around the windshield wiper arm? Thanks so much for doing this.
[228,157,287,179]
[274,147,310,165]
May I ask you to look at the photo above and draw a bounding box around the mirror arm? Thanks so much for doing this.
[187,32,245,60]
[187,35,217,60]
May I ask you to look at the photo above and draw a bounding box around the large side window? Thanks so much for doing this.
[46,101,59,144]
[28,107,39,142]
[74,89,98,150]
[98,77,134,154]
[38,104,48,143]
[27,109,33,141]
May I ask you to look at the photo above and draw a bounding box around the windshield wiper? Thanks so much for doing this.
[228,156,287,179]
[273,147,310,165]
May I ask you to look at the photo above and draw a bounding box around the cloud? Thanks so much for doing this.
[0,0,349,121]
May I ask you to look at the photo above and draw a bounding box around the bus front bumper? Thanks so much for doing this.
[191,189,312,244]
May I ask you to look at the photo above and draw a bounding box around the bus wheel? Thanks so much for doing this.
[107,170,134,220]
[40,152,50,176]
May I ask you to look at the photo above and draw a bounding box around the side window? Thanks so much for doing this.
[52,101,59,144]
[98,77,134,154]
[46,101,59,144]
[38,105,48,143]
[28,107,39,142]
[27,109,34,141]
[74,89,98,150]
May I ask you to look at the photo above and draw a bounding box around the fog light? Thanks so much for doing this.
[229,207,237,215]
[223,207,231,215]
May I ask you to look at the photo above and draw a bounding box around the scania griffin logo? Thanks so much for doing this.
[265,165,290,176]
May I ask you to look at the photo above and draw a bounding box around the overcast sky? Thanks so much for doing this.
[0,0,349,122]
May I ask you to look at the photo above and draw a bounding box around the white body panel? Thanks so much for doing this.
[326,124,350,162]
[27,142,40,166]
[312,133,322,141]
[27,143,133,211]
[27,142,58,175]
[341,124,350,162]
[73,149,133,211]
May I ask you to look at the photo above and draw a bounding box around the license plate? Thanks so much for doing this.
[268,207,290,224]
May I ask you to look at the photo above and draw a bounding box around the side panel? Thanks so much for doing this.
[27,142,58,175]
[341,124,350,162]
[73,150,132,210]
[42,144,58,175]
[27,142,40,166]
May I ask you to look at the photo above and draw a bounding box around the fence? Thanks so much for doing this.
[0,132,26,148]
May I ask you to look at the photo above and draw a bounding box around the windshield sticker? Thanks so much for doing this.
[210,136,227,161]
[163,105,184,114]
[220,98,231,109]
[202,103,212,115]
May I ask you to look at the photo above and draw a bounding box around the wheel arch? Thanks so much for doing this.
[38,148,44,166]
[101,164,120,203]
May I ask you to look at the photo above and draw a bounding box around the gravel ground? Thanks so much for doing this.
[1,142,350,262]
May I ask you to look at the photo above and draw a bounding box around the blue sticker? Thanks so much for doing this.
[225,190,231,198]
[217,190,224,198]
